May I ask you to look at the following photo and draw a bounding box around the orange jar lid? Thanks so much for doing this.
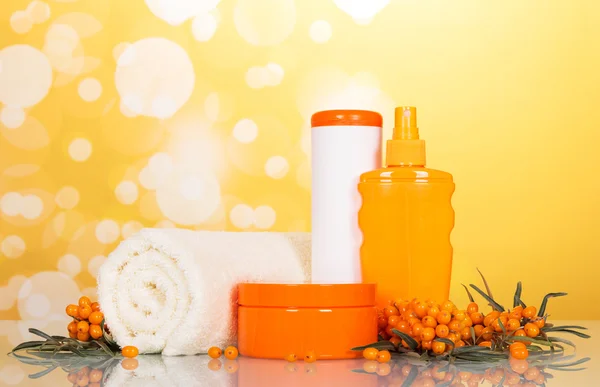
[311,109,383,128]
[238,283,376,308]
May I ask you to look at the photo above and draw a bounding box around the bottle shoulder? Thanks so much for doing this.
[360,166,454,182]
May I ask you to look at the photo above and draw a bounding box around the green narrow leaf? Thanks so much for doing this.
[470,327,477,345]
[28,365,57,379]
[10,341,47,353]
[469,284,505,312]
[547,357,591,368]
[351,341,396,351]
[476,268,495,299]
[499,317,507,335]
[538,292,567,317]
[551,329,591,339]
[28,329,57,342]
[392,329,419,351]
[461,284,475,303]
[94,340,115,357]
[402,366,419,387]
[547,336,576,348]
[543,325,588,332]
[513,281,522,308]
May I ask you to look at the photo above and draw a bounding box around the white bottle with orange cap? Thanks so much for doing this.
[310,110,383,284]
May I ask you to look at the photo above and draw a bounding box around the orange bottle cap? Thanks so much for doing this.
[311,109,383,128]
[238,283,376,308]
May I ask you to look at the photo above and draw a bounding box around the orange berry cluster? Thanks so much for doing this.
[376,298,545,360]
[65,297,104,342]
[282,350,317,363]
[363,358,546,387]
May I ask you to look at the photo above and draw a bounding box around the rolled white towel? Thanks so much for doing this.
[97,229,310,356]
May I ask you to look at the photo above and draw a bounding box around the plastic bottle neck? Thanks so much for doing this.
[385,107,426,167]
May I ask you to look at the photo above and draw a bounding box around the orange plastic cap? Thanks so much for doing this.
[311,109,383,128]
[386,106,426,166]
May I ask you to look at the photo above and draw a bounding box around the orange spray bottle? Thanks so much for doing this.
[358,107,455,308]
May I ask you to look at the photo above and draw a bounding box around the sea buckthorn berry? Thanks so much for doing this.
[470,312,484,325]
[376,362,392,376]
[411,323,425,338]
[78,305,92,320]
[396,320,410,333]
[89,312,104,325]
[483,311,500,327]
[89,324,103,339]
[510,342,527,351]
[435,324,449,338]
[436,310,452,325]
[66,304,79,318]
[377,315,388,329]
[460,327,471,341]
[414,302,428,318]
[422,316,437,328]
[67,373,77,383]
[428,306,440,318]
[388,315,401,327]
[77,331,90,342]
[432,341,446,354]
[454,310,467,321]
[456,340,466,348]
[208,359,221,371]
[421,340,433,350]
[473,324,484,337]
[533,317,545,329]
[383,306,399,318]
[122,346,139,358]
[514,329,527,338]
[385,325,395,337]
[379,331,391,340]
[478,341,492,348]
[463,317,473,328]
[89,370,103,383]
[389,336,401,347]
[534,373,546,385]
[522,306,537,319]
[68,321,78,334]
[492,316,508,332]
[69,331,78,339]
[408,317,421,327]
[76,374,89,386]
[78,296,92,307]
[481,327,494,340]
[91,302,101,312]
[402,310,417,320]
[448,320,461,332]
[509,306,523,320]
[446,333,459,343]
[421,327,436,341]
[524,323,540,338]
[284,353,297,362]
[441,301,455,312]
[467,302,479,314]
[510,346,529,360]
[363,347,379,360]
[224,346,239,360]
[208,347,222,359]
[506,318,520,331]
[376,350,391,363]
[77,320,89,333]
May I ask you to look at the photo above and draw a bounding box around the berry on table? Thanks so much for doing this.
[224,346,239,360]
[208,347,222,359]
[122,346,139,358]
[376,350,391,363]
[363,347,379,360]
[304,350,316,363]
[284,353,297,362]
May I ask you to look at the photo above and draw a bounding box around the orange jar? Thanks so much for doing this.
[237,283,377,360]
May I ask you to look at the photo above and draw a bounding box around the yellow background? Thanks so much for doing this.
[1,0,599,320]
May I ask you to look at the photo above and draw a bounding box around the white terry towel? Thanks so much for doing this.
[103,355,236,387]
[97,229,311,356]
